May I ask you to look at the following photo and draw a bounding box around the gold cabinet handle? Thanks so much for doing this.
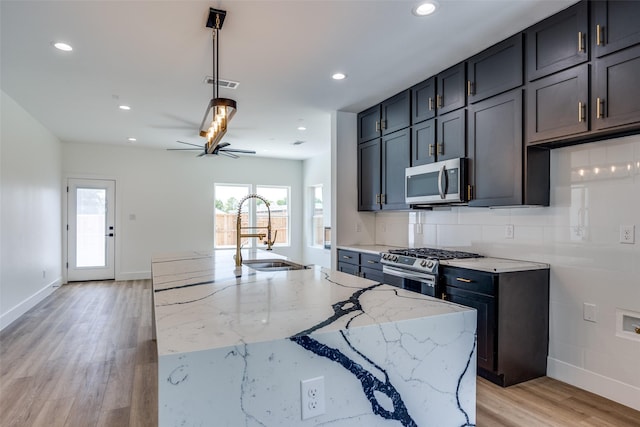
[376,194,380,204]
[428,97,434,111]
[375,121,380,132]
[578,31,584,53]
[456,277,472,283]
[467,80,473,96]
[342,255,352,259]
[578,101,584,122]
[596,97,603,119]
[436,94,442,108]
[596,24,603,46]
[429,143,435,157]
[442,293,447,300]
[437,143,444,155]
[467,185,473,201]
[367,260,377,264]
[381,194,386,204]
[381,119,387,130]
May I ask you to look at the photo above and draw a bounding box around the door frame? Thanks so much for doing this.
[63,175,118,283]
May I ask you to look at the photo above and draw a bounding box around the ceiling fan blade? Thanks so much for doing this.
[222,148,256,154]
[167,148,202,151]
[197,152,207,157]
[217,142,231,149]
[176,140,203,148]
[220,151,239,159]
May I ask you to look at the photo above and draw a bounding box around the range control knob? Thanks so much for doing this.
[420,260,427,267]
[382,254,388,260]
[426,260,434,268]
[392,255,398,262]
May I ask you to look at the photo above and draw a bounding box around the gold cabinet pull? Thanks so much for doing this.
[342,255,352,259]
[381,119,387,130]
[367,260,376,264]
[467,185,473,201]
[436,94,443,108]
[456,277,472,283]
[578,31,584,53]
[578,101,584,122]
[437,143,444,155]
[376,194,380,204]
[442,293,447,300]
[467,80,473,96]
[375,121,380,132]
[596,24,603,46]
[428,143,435,157]
[381,194,386,204]
[596,97,603,119]
[428,97,434,111]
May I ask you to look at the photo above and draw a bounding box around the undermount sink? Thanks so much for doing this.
[242,259,308,272]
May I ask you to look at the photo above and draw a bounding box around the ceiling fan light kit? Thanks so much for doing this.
[199,8,237,155]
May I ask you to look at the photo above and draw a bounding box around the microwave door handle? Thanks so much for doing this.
[438,165,445,199]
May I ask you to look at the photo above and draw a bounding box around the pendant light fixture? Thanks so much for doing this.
[199,8,237,154]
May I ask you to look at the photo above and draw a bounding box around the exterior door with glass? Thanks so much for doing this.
[67,179,115,281]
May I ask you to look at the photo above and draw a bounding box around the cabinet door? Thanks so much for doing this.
[381,129,410,210]
[468,33,523,103]
[358,105,381,144]
[593,45,640,131]
[338,262,359,276]
[445,287,496,372]
[360,253,383,271]
[468,89,523,207]
[526,2,588,81]
[411,119,436,166]
[360,267,384,283]
[437,109,466,161]
[411,77,436,124]
[593,0,640,58]
[381,90,411,135]
[436,62,466,115]
[337,249,360,266]
[527,64,589,144]
[358,139,381,211]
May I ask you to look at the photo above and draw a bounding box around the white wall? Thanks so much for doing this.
[63,142,303,280]
[338,132,640,410]
[302,149,331,267]
[1,90,62,330]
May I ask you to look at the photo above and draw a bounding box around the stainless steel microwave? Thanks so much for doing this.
[405,158,467,205]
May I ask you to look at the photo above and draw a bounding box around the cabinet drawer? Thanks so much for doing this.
[337,249,360,265]
[361,267,384,283]
[360,253,382,271]
[338,262,359,276]
[441,267,496,295]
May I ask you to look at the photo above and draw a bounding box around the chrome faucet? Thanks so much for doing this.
[235,194,277,266]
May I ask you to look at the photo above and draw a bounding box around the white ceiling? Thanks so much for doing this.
[1,0,576,160]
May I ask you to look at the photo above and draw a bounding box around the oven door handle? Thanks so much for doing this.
[382,265,436,284]
[438,164,446,199]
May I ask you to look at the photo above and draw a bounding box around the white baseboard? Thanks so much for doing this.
[0,278,61,331]
[547,357,640,411]
[117,271,151,281]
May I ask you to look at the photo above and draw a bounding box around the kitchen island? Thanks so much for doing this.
[152,250,477,426]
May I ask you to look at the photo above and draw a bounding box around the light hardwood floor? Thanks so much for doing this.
[1,280,638,426]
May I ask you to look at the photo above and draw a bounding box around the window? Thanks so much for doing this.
[214,184,290,248]
[310,185,324,247]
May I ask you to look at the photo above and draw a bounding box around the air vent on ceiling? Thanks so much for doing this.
[204,76,239,89]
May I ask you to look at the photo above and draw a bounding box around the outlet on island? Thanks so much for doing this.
[301,376,325,420]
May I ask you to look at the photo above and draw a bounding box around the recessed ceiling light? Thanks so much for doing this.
[119,105,131,111]
[413,1,439,16]
[127,137,136,142]
[53,42,73,51]
[332,72,347,80]
[297,126,307,131]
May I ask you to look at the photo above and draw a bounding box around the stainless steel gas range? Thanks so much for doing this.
[380,247,483,297]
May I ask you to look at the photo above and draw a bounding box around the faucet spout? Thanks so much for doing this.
[235,194,276,266]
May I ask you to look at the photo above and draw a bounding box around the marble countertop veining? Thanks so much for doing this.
[152,250,472,356]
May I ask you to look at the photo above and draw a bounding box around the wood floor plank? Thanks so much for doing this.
[1,279,639,427]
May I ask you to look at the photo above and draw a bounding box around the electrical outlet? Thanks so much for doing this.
[505,224,514,239]
[301,376,325,420]
[584,303,597,322]
[620,225,635,244]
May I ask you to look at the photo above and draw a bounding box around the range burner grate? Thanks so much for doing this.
[388,247,483,260]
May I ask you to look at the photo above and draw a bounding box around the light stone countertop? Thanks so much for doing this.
[441,257,550,273]
[151,249,472,356]
[336,244,403,255]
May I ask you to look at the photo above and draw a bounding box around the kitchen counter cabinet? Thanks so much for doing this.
[441,265,550,387]
[337,248,384,282]
[152,250,477,426]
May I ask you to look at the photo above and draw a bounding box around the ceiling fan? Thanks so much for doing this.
[167,141,256,158]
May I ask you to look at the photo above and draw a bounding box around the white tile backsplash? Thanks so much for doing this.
[371,135,640,405]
